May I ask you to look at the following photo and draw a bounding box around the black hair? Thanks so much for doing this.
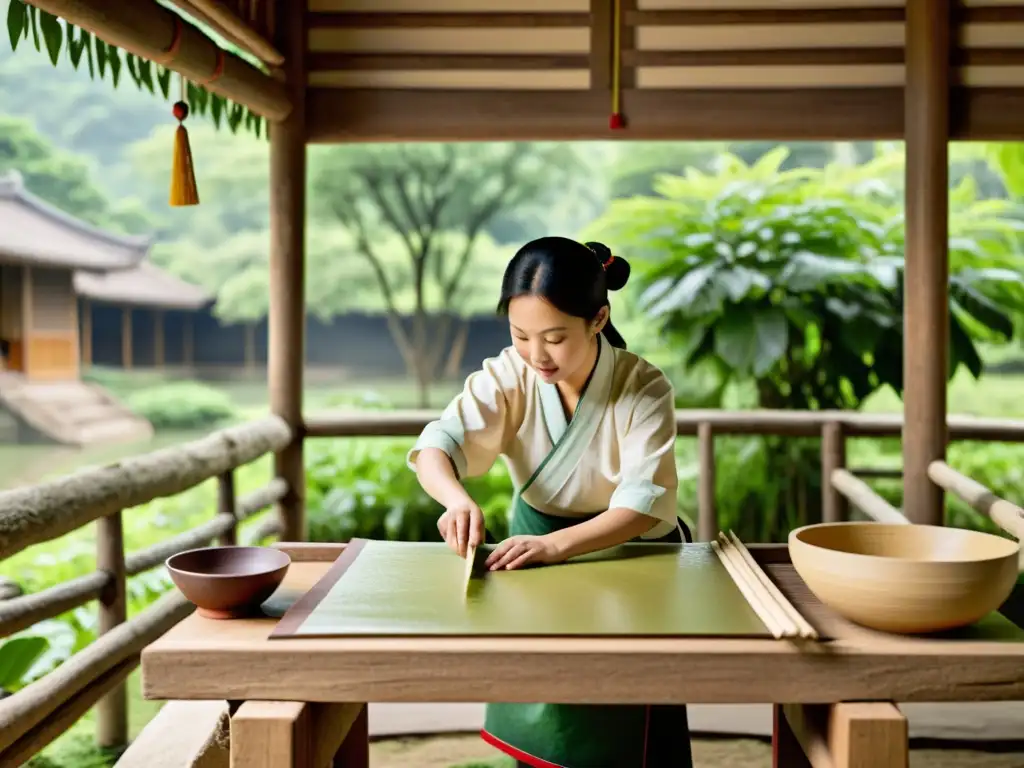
[496,236,631,349]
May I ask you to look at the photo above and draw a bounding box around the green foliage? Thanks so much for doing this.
[24,733,119,768]
[126,382,237,430]
[4,0,264,138]
[0,635,49,692]
[0,114,155,233]
[305,439,512,544]
[309,142,584,403]
[589,147,1024,412]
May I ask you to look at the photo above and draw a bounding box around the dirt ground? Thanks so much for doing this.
[370,734,1024,768]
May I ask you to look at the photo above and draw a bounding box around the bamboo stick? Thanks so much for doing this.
[711,539,786,639]
[725,531,818,640]
[716,533,799,638]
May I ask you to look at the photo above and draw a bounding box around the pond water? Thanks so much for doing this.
[0,430,209,490]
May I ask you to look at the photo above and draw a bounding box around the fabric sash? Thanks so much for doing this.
[518,334,614,512]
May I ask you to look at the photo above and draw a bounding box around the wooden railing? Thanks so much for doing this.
[2,407,1024,764]
[305,408,1024,543]
[0,417,292,763]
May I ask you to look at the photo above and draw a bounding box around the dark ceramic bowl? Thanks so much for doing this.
[166,546,291,619]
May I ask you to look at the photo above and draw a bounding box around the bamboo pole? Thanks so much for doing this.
[96,511,127,748]
[902,0,951,526]
[168,0,284,65]
[24,0,291,121]
[268,0,308,542]
[0,416,291,560]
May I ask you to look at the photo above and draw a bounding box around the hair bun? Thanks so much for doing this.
[585,240,630,291]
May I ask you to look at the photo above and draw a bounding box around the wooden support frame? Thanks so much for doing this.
[229,700,367,768]
[268,0,308,542]
[776,702,909,768]
[902,0,951,526]
[24,0,291,121]
[821,422,847,524]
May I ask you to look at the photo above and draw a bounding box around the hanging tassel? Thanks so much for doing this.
[609,0,625,129]
[169,93,199,206]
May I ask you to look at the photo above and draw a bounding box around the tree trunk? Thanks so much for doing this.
[443,320,470,381]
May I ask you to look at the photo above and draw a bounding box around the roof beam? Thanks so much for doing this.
[24,0,291,121]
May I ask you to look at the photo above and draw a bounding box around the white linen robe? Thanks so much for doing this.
[407,333,681,539]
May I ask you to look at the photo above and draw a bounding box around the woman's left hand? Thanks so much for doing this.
[485,534,565,571]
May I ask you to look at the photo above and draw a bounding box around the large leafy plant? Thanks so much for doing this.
[589,147,1024,412]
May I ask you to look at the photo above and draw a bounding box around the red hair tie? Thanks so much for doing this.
[603,255,615,269]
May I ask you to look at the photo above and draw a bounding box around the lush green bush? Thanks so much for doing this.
[126,382,237,430]
[305,438,513,544]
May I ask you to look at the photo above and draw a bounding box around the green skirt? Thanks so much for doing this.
[481,499,694,768]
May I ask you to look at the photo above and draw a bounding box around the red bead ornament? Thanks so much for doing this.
[172,100,189,122]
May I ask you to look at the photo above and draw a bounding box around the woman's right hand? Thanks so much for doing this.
[437,500,485,557]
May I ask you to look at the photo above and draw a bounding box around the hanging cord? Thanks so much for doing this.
[610,0,624,129]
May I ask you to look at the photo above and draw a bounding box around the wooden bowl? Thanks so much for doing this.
[166,546,291,619]
[789,522,1019,634]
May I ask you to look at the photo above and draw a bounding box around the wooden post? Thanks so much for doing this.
[332,704,369,767]
[697,422,717,541]
[779,702,908,768]
[81,299,92,368]
[96,511,127,748]
[183,313,194,369]
[122,307,133,370]
[268,0,307,542]
[822,422,847,523]
[218,470,237,546]
[22,265,32,377]
[773,704,812,768]
[154,309,165,369]
[903,0,950,526]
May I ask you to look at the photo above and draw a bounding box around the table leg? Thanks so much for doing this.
[231,701,311,768]
[773,704,812,768]
[230,701,367,768]
[779,702,908,768]
[332,703,369,767]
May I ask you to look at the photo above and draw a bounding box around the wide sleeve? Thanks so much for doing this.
[406,348,525,479]
[608,368,678,525]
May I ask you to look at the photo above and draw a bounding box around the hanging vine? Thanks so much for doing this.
[4,0,266,139]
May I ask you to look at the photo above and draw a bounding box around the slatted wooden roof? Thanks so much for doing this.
[302,0,1024,142]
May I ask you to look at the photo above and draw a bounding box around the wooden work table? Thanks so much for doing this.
[140,542,1024,767]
